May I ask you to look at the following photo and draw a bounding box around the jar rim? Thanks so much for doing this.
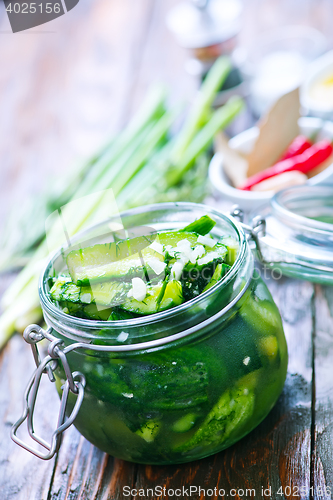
[271,185,333,234]
[38,202,248,343]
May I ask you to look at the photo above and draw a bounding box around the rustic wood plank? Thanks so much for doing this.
[312,286,333,500]
[0,335,58,500]
[47,428,137,500]
[132,277,314,500]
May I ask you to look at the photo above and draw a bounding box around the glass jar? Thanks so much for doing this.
[12,203,288,464]
[249,185,333,284]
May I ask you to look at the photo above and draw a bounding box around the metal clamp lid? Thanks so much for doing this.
[231,206,333,283]
[230,206,267,261]
[11,325,85,460]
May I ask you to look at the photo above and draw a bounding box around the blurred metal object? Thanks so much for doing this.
[192,0,209,9]
[166,0,243,75]
[191,0,210,9]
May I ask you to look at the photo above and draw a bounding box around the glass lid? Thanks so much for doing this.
[247,185,333,284]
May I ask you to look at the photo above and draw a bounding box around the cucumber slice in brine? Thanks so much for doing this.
[66,231,199,286]
[121,280,183,315]
[50,276,130,307]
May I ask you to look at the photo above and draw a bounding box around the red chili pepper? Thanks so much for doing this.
[240,139,333,191]
[279,135,312,161]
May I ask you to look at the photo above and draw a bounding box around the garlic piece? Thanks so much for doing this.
[197,252,219,266]
[148,259,166,275]
[197,235,216,247]
[170,261,185,280]
[149,241,164,255]
[130,277,147,302]
[189,245,205,264]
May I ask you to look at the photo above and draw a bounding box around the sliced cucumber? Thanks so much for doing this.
[83,303,113,320]
[182,243,227,274]
[107,308,139,321]
[121,280,183,315]
[181,215,216,236]
[67,235,155,270]
[181,245,228,301]
[258,335,279,361]
[66,231,199,286]
[156,231,198,248]
[172,413,197,433]
[203,264,223,292]
[240,292,282,337]
[60,301,113,321]
[135,419,161,443]
[50,277,130,307]
[220,236,239,266]
[67,241,161,286]
[52,218,234,324]
[203,263,231,292]
[175,385,254,452]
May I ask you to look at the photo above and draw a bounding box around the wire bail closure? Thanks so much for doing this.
[11,325,86,460]
[230,206,267,262]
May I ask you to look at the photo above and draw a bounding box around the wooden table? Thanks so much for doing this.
[0,1,333,499]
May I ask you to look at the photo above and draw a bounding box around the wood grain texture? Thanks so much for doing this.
[0,336,57,500]
[313,286,333,500]
[48,432,138,500]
